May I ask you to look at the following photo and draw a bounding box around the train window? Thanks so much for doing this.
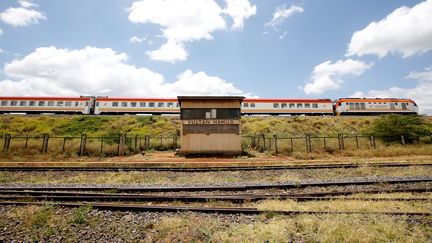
[305,103,311,108]
[149,102,155,107]
[38,101,45,106]
[354,103,360,109]
[395,102,398,105]
[273,103,279,108]
[360,103,366,109]
[96,102,99,107]
[10,101,17,106]
[139,102,146,107]
[75,102,79,106]
[368,102,371,104]
[378,102,381,104]
[47,101,54,106]
[19,101,26,106]
[349,103,354,109]
[57,101,64,106]
[29,101,35,106]
[176,102,180,107]
[131,102,137,107]
[167,102,173,107]
[65,101,72,106]
[243,103,249,108]
[374,102,376,104]
[0,101,7,106]
[312,104,318,108]
[250,103,255,107]
[297,103,303,108]
[281,103,287,108]
[121,102,128,107]
[112,102,118,107]
[384,102,386,104]
[289,103,295,108]
[158,102,164,107]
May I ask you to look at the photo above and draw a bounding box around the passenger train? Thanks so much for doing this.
[0,96,419,116]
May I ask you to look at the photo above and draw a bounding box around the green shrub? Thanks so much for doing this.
[370,114,431,143]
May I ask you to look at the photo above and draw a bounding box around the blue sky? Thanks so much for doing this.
[0,0,431,113]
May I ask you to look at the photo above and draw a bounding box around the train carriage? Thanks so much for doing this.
[94,97,180,115]
[241,98,334,115]
[334,98,418,116]
[0,96,92,114]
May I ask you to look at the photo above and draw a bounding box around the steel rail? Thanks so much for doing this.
[0,162,431,172]
[0,194,430,203]
[0,201,430,216]
[0,178,430,192]
[0,186,430,202]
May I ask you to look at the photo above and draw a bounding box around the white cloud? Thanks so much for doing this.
[347,0,432,58]
[265,5,303,29]
[161,69,246,96]
[146,40,187,63]
[0,46,249,97]
[0,7,46,27]
[129,36,146,44]
[278,31,287,39]
[351,66,432,114]
[128,0,255,62]
[0,28,3,35]
[18,0,37,8]
[303,59,372,95]
[0,48,4,54]
[223,0,256,30]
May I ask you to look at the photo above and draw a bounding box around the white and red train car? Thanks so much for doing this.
[94,97,180,115]
[0,96,93,114]
[334,98,418,115]
[241,98,334,115]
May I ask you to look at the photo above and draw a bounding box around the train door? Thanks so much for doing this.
[390,103,395,110]
[401,103,407,110]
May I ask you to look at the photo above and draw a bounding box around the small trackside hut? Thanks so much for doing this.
[178,96,245,156]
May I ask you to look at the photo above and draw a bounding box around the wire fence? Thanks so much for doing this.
[1,133,432,157]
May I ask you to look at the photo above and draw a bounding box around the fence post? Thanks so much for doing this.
[338,134,344,150]
[273,134,278,155]
[262,134,266,152]
[100,137,104,154]
[173,135,177,149]
[134,136,138,151]
[62,137,66,152]
[290,138,294,152]
[25,135,28,150]
[401,135,405,146]
[370,135,376,149]
[41,133,49,153]
[118,134,126,156]
[305,135,309,153]
[79,133,87,156]
[323,137,327,150]
[3,134,11,152]
[355,135,359,149]
[386,137,390,147]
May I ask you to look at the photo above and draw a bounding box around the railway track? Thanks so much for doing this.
[0,187,430,202]
[0,177,430,192]
[0,201,430,216]
[0,162,431,172]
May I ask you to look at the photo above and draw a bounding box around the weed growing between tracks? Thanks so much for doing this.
[254,199,432,213]
[1,204,431,242]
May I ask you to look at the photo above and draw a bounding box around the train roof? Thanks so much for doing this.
[96,97,178,102]
[243,98,332,103]
[0,96,91,101]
